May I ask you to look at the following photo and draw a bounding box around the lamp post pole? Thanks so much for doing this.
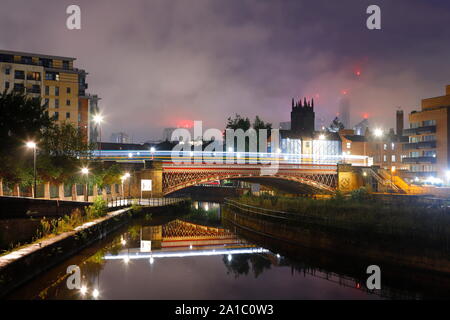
[33,146,37,198]
[81,168,89,202]
[26,142,37,198]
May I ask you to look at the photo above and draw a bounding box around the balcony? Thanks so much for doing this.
[403,125,436,136]
[402,156,436,164]
[27,87,41,94]
[403,140,436,150]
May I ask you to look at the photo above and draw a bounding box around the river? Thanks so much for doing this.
[5,201,448,300]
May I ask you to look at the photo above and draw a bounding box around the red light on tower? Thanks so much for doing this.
[341,90,348,95]
[363,113,368,119]
[355,70,361,76]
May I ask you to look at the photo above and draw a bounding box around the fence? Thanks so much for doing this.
[106,196,189,209]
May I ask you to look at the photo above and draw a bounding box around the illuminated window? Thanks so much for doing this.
[383,144,387,150]
[383,155,387,162]
[391,143,395,150]
[391,155,396,162]
[346,142,351,148]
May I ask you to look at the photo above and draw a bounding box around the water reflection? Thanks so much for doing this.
[8,201,430,300]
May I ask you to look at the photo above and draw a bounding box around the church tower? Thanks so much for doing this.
[290,97,315,136]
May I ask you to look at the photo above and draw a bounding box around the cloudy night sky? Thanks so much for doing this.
[1,0,450,142]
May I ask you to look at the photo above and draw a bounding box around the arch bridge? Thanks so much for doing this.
[129,161,361,197]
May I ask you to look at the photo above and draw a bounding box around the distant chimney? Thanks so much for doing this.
[396,110,404,136]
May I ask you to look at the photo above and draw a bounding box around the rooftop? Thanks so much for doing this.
[0,49,76,61]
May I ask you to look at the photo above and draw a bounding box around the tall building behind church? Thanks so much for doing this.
[338,96,350,129]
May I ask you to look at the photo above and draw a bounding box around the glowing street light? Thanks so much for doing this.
[26,141,37,198]
[318,134,325,140]
[150,147,156,160]
[390,167,396,192]
[121,172,130,196]
[374,128,383,137]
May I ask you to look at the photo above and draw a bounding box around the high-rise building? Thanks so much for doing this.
[403,85,450,179]
[338,96,350,129]
[110,132,130,144]
[0,49,98,142]
[396,109,404,137]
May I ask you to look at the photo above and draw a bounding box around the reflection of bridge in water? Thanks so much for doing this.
[104,219,269,260]
[101,218,407,298]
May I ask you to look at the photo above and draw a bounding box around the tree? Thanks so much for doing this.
[226,114,251,131]
[252,115,272,131]
[38,123,95,184]
[0,91,52,187]
[0,90,51,152]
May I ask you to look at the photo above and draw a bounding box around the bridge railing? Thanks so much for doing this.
[106,196,189,208]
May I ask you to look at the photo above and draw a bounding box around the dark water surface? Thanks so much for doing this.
[5,202,449,300]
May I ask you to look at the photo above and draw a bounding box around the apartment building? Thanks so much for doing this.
[403,85,450,179]
[0,49,99,142]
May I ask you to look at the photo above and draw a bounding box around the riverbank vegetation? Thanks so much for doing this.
[0,197,110,256]
[233,189,450,250]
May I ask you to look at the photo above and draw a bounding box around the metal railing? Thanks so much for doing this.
[106,196,189,208]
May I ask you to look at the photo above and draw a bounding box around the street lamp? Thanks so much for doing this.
[121,172,130,197]
[26,141,37,198]
[93,114,103,158]
[390,167,396,192]
[373,128,384,166]
[150,147,155,160]
[81,167,89,202]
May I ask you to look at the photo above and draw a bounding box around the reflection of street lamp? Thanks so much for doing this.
[26,141,37,198]
[81,167,89,201]
[93,114,103,158]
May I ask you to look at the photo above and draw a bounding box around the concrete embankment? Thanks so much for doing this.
[0,196,91,219]
[0,201,188,297]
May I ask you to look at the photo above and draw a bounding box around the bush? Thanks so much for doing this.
[85,196,107,219]
[130,200,143,214]
[350,187,371,202]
